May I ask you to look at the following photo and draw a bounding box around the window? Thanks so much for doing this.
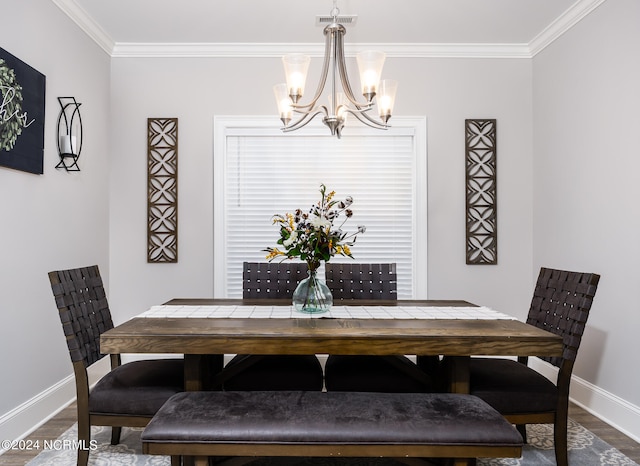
[213,116,427,299]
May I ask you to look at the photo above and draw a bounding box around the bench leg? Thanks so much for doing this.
[517,423,527,442]
[453,459,476,466]
[110,426,122,445]
[179,457,207,466]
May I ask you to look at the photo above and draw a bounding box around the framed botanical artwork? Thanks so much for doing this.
[0,47,46,174]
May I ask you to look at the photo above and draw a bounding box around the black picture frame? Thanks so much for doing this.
[0,47,46,175]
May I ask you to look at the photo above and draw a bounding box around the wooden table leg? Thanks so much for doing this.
[448,356,475,466]
[181,353,220,466]
[447,356,470,394]
[184,355,205,391]
[183,354,224,391]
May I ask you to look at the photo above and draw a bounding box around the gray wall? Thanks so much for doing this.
[0,0,111,440]
[108,56,534,322]
[532,0,640,429]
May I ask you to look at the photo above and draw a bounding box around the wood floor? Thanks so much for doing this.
[0,401,638,465]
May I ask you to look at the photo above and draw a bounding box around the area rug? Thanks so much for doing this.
[26,418,638,466]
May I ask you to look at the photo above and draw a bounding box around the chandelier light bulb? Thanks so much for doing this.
[361,70,378,93]
[329,92,348,120]
[282,54,310,103]
[273,83,293,125]
[289,72,305,91]
[357,51,386,102]
[377,79,398,123]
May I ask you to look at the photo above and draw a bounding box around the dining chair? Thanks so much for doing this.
[469,267,600,466]
[48,265,185,466]
[222,262,324,390]
[323,263,437,392]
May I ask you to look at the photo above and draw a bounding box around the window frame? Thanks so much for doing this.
[213,115,428,298]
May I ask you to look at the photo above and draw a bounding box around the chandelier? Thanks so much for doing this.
[273,1,398,139]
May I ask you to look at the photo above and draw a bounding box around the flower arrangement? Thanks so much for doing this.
[265,184,366,272]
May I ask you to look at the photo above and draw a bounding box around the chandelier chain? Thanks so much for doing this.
[330,0,340,19]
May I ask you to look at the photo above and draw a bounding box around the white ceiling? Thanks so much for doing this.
[53,0,605,57]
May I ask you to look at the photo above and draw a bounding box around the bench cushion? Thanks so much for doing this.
[142,391,522,447]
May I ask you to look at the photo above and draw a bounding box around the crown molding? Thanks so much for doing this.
[53,0,606,59]
[529,0,607,56]
[51,0,114,55]
[382,43,531,59]
[111,42,532,59]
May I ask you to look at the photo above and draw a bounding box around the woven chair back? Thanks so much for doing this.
[325,263,397,300]
[48,265,113,368]
[243,262,308,299]
[527,267,600,368]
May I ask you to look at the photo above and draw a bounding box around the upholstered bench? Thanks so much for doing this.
[141,391,522,466]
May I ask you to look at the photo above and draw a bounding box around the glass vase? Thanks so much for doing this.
[292,269,333,314]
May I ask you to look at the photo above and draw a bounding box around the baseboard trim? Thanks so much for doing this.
[0,358,110,453]
[530,358,640,443]
[570,373,640,443]
[0,376,75,454]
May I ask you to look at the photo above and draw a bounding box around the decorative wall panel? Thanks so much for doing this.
[147,118,178,263]
[465,119,497,265]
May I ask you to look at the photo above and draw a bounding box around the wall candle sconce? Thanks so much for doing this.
[55,97,83,171]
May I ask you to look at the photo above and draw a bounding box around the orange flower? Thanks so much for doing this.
[266,248,285,260]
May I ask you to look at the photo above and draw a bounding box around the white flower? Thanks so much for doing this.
[310,214,331,230]
[283,230,298,247]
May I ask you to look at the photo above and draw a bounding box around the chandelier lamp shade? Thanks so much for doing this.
[273,3,398,139]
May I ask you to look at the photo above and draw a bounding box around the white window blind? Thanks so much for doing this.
[214,117,427,299]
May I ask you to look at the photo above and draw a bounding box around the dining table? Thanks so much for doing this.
[100,298,564,393]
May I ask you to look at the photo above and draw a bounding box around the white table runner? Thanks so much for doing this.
[139,305,516,320]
